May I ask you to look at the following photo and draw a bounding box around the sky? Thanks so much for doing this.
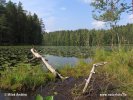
[6,0,133,32]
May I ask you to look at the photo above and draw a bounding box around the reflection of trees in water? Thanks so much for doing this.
[0,46,92,68]
[40,46,92,58]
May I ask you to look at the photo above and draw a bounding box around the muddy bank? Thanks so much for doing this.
[35,74,128,100]
[0,74,129,100]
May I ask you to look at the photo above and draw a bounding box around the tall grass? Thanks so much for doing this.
[0,63,54,92]
[60,47,133,97]
[0,47,133,97]
[93,47,133,97]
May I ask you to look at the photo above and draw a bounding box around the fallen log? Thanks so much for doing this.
[30,48,68,80]
[82,62,107,93]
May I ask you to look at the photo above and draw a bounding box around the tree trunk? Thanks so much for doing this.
[30,48,68,80]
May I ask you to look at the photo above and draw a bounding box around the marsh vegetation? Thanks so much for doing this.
[0,46,133,99]
[0,0,133,99]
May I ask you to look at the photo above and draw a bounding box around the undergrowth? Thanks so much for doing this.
[0,63,54,92]
[0,47,133,97]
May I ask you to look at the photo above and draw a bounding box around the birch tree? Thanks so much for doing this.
[91,0,131,47]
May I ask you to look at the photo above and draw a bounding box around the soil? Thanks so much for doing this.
[34,74,128,100]
[1,74,130,100]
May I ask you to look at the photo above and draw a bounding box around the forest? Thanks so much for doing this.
[0,1,133,46]
[0,1,44,45]
[43,24,133,46]
[0,0,133,99]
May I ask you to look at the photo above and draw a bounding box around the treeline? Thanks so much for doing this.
[0,1,44,45]
[43,24,133,46]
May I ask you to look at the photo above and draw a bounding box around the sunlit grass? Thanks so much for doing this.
[0,47,133,97]
[93,48,133,97]
[0,63,54,91]
[60,47,133,97]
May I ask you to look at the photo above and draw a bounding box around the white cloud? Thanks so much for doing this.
[45,30,50,33]
[81,0,95,4]
[60,7,66,11]
[92,20,105,29]
[128,14,133,23]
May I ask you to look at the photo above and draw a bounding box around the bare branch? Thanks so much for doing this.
[30,48,68,80]
[83,62,107,93]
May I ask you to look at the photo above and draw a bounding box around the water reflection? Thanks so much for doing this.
[0,46,93,100]
[0,46,93,68]
[44,55,92,68]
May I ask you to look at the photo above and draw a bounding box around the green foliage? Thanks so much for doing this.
[44,96,54,100]
[91,0,131,46]
[94,48,133,96]
[0,1,44,45]
[59,47,133,97]
[35,94,54,100]
[0,46,92,67]
[43,24,133,46]
[91,0,130,24]
[59,47,133,96]
[93,47,111,61]
[0,46,133,97]
[60,61,91,78]
[0,63,54,91]
[35,94,43,100]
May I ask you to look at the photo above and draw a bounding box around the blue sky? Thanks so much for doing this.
[7,0,133,32]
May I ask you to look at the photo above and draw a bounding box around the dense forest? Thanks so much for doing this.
[0,0,44,45]
[0,1,133,46]
[43,24,133,46]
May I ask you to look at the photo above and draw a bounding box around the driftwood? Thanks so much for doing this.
[82,62,107,93]
[30,48,68,80]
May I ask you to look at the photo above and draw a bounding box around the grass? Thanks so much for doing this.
[60,47,133,97]
[0,47,133,97]
[0,63,54,92]
[92,47,133,97]
[59,61,91,78]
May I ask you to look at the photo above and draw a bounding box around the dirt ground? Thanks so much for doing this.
[35,74,129,100]
[1,74,130,100]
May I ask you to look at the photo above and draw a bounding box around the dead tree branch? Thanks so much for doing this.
[30,48,68,80]
[83,62,107,93]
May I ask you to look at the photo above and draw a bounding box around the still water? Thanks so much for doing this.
[0,46,93,100]
[0,46,93,68]
[44,54,92,68]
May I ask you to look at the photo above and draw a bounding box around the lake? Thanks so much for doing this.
[0,46,93,69]
[1,45,131,68]
[0,46,132,100]
[0,46,93,100]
